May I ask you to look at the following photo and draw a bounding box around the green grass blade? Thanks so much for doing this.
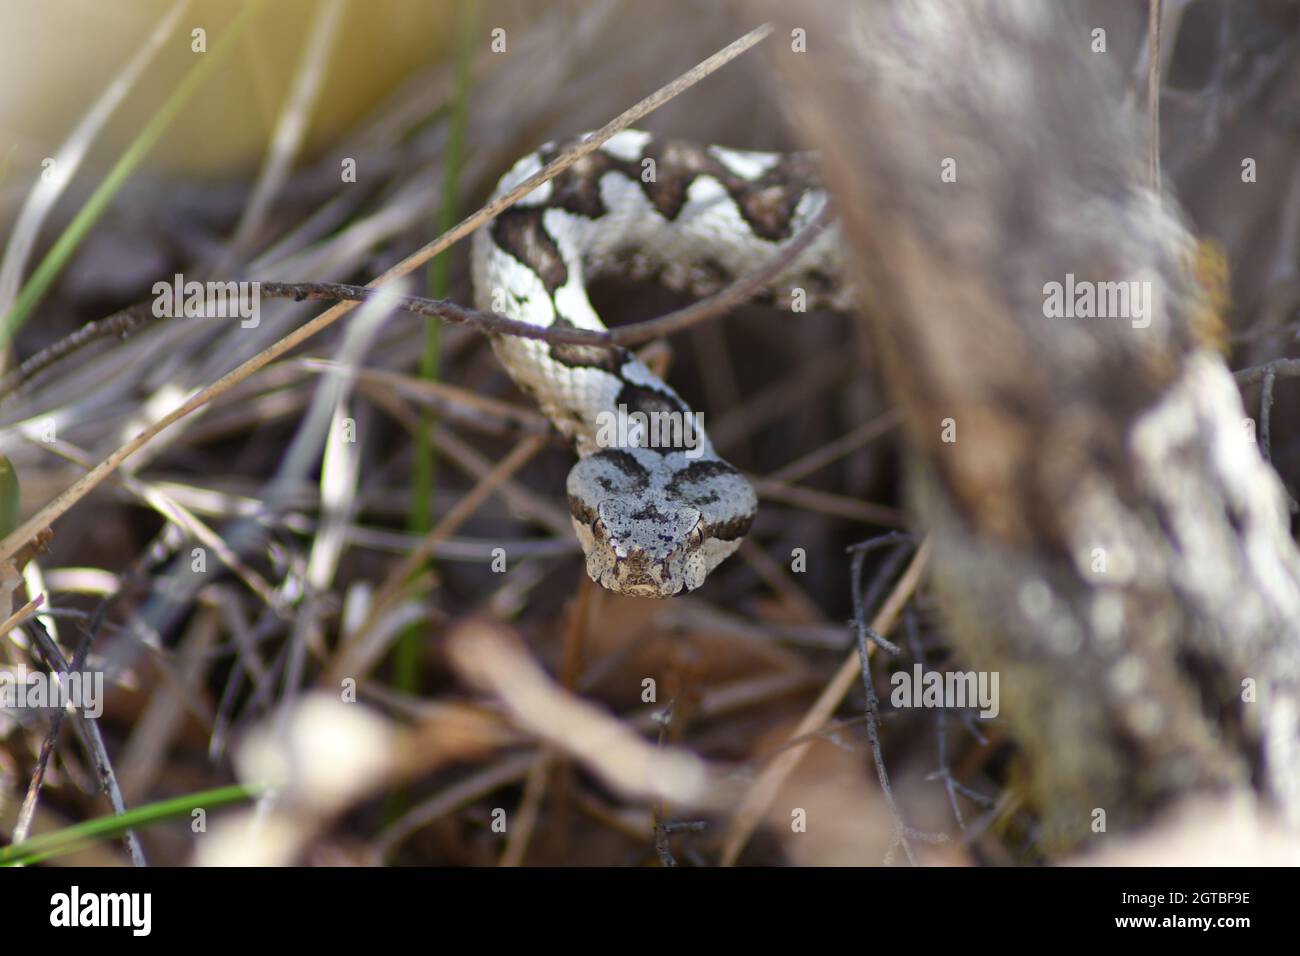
[394,0,481,693]
[0,455,19,538]
[0,782,263,866]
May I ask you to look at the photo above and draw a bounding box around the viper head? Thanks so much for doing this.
[580,497,706,597]
[566,448,755,598]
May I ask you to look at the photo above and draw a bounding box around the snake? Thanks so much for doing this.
[471,130,848,597]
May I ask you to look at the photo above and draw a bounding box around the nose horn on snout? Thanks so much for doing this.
[614,548,662,581]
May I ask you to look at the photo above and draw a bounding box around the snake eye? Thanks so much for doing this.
[687,523,705,549]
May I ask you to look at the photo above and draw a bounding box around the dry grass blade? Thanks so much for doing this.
[0,592,43,642]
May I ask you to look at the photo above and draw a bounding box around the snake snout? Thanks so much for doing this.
[609,547,678,596]
[613,546,654,576]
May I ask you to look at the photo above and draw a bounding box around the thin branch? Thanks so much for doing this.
[264,205,831,347]
[13,608,147,866]
[849,572,905,848]
[652,701,678,867]
[847,534,952,865]
[719,538,931,867]
[1235,358,1300,386]
[1,199,831,405]
[0,301,158,401]
[259,282,604,343]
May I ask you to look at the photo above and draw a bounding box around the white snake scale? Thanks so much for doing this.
[471,130,849,597]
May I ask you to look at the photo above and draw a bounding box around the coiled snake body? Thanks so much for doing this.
[472,131,846,597]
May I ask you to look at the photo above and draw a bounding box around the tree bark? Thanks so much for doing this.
[755,0,1300,852]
